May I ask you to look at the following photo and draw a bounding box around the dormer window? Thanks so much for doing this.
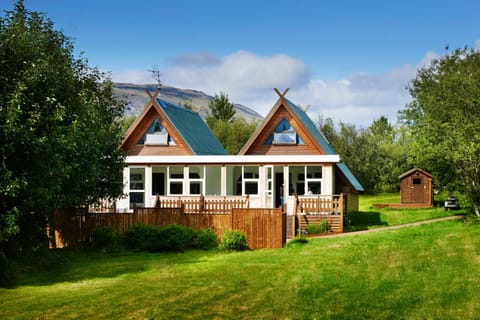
[137,118,176,145]
[265,117,304,145]
[145,131,168,145]
[273,131,297,145]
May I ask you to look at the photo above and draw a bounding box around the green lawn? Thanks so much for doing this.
[345,193,463,232]
[2,218,479,319]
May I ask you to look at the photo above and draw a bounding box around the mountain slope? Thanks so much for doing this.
[113,83,263,121]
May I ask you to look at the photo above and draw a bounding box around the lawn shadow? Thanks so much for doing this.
[344,211,388,232]
[4,248,205,288]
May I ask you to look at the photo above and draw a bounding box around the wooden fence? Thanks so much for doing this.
[53,206,285,250]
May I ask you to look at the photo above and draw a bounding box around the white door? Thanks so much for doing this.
[265,166,274,208]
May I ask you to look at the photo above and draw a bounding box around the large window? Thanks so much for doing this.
[189,165,204,195]
[288,165,322,195]
[168,166,184,195]
[228,165,259,196]
[243,166,259,195]
[129,167,145,208]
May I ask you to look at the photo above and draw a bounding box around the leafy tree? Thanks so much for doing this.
[316,114,410,193]
[0,1,125,253]
[206,92,236,125]
[400,47,480,214]
[120,114,137,134]
[178,100,193,110]
[208,117,258,154]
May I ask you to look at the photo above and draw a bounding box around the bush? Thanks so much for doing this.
[194,228,218,250]
[124,224,159,251]
[152,224,196,252]
[124,224,197,252]
[92,226,120,250]
[220,229,249,251]
[306,220,329,234]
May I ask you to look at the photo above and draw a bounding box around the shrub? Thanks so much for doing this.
[194,228,218,250]
[124,224,159,251]
[306,220,329,234]
[220,229,249,251]
[285,237,308,247]
[92,226,120,250]
[152,224,196,252]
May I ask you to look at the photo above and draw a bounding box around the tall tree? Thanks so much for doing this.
[206,92,236,125]
[0,1,126,252]
[400,47,480,214]
[316,114,410,193]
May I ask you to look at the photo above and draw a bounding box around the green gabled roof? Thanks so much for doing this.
[156,99,227,155]
[284,98,337,155]
[336,162,365,192]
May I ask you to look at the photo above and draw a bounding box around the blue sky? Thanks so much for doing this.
[2,0,480,126]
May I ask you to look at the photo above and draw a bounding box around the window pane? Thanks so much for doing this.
[130,168,144,190]
[244,166,259,178]
[289,166,304,195]
[169,166,184,179]
[129,192,144,207]
[307,166,322,179]
[245,182,258,195]
[190,182,202,195]
[170,182,183,195]
[308,182,321,195]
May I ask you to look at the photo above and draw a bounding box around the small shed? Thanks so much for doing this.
[399,168,433,207]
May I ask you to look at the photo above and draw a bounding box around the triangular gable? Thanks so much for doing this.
[121,92,227,156]
[399,167,433,180]
[239,89,336,155]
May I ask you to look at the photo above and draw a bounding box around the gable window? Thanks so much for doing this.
[413,178,422,185]
[264,118,304,145]
[137,118,176,145]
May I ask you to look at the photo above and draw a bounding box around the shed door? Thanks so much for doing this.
[410,177,424,203]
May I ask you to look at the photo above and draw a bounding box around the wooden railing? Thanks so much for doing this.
[289,194,345,237]
[295,194,344,214]
[153,195,250,214]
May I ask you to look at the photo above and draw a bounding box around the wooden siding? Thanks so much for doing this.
[346,193,359,212]
[244,105,325,155]
[399,169,433,206]
[121,104,192,156]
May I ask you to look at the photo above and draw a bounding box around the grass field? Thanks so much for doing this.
[345,193,461,232]
[1,195,479,319]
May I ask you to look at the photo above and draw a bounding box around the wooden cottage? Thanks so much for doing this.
[399,168,433,208]
[115,88,364,237]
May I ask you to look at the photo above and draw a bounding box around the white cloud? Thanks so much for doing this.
[163,50,309,106]
[112,50,439,127]
[476,39,480,51]
[111,69,152,84]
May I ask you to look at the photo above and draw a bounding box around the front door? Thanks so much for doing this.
[265,166,274,208]
[275,172,284,209]
[410,176,424,203]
